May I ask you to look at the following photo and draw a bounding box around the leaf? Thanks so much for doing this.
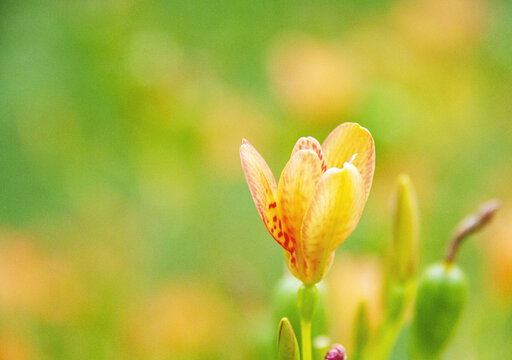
[352,301,370,360]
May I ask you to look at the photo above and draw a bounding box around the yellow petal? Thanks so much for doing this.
[291,137,328,172]
[284,249,301,281]
[240,139,290,251]
[301,163,366,284]
[322,122,375,198]
[278,149,323,271]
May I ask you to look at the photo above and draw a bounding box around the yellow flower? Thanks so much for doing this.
[240,122,375,285]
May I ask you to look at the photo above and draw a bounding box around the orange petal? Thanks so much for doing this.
[322,122,375,198]
[278,149,323,267]
[291,137,328,172]
[301,163,366,284]
[240,139,289,251]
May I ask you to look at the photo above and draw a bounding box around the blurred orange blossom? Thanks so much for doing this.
[327,254,384,347]
[0,236,85,323]
[392,0,487,54]
[0,331,37,360]
[240,123,375,285]
[124,281,230,358]
[267,35,361,122]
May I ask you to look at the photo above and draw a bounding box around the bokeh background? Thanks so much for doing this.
[0,0,511,359]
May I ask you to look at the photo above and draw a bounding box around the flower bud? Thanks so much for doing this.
[325,344,347,360]
[390,174,419,283]
[278,318,300,360]
[297,284,319,323]
[412,200,499,359]
[273,274,328,345]
[411,263,468,359]
[383,175,419,324]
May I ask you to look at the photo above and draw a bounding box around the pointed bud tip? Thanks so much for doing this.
[397,173,411,187]
[391,173,419,282]
[277,317,291,345]
[278,317,290,329]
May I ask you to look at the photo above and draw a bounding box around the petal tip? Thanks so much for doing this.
[294,148,318,157]
[240,138,252,154]
[397,173,411,187]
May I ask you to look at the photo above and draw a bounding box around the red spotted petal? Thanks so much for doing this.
[291,136,328,172]
[240,139,291,252]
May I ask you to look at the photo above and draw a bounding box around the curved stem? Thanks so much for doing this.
[445,199,500,264]
[371,319,403,360]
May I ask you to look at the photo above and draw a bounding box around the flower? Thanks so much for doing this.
[240,122,375,284]
[327,254,383,344]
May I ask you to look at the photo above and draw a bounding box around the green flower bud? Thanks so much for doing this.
[278,318,301,360]
[297,284,319,323]
[383,174,419,327]
[411,262,468,359]
[411,200,500,359]
[390,174,419,284]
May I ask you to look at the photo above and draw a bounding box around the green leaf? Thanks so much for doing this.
[352,301,370,360]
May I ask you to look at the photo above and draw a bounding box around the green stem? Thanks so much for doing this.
[297,284,318,360]
[372,282,415,360]
[301,320,312,360]
[371,319,403,360]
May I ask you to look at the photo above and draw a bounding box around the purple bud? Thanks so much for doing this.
[325,344,347,360]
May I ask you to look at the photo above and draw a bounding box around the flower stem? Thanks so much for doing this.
[297,284,318,360]
[301,319,312,360]
[445,199,500,264]
[371,318,403,360]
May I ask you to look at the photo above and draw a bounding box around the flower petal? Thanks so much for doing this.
[240,139,290,251]
[278,149,323,265]
[301,163,366,284]
[322,122,375,198]
[291,136,328,172]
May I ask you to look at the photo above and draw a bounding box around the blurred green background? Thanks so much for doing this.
[0,0,511,359]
